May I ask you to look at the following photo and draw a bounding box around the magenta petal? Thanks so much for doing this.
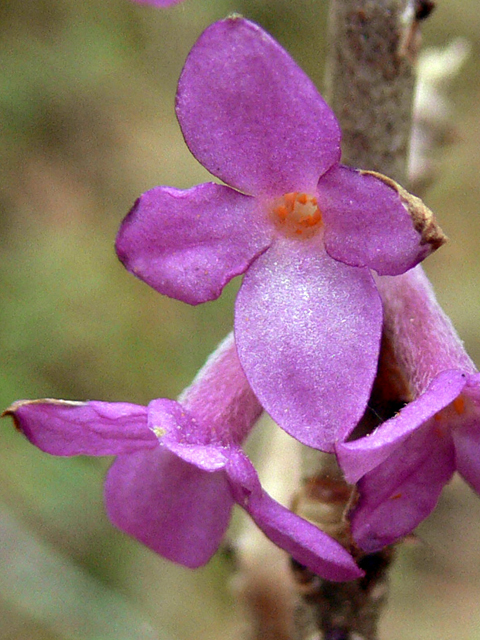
[179,332,263,446]
[148,398,207,444]
[246,492,362,581]
[116,183,271,305]
[5,399,155,456]
[452,380,480,494]
[351,424,455,552]
[453,420,480,494]
[164,440,229,471]
[105,448,233,568]
[235,240,382,451]
[176,17,340,197]
[337,370,468,483]
[225,451,362,581]
[147,398,229,470]
[320,166,429,275]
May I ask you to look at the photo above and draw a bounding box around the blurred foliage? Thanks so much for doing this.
[1,0,480,638]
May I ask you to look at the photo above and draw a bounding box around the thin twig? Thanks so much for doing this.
[325,0,419,184]
[292,2,430,638]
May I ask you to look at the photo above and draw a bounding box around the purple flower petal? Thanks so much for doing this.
[351,423,456,552]
[4,399,155,456]
[176,17,340,197]
[453,418,480,495]
[337,370,468,483]
[376,268,477,395]
[105,448,233,568]
[320,166,429,275]
[347,271,480,549]
[452,378,480,493]
[225,451,362,581]
[148,398,206,444]
[116,183,271,305]
[235,239,382,451]
[179,332,263,446]
[164,440,229,471]
[147,398,229,470]
[247,490,363,582]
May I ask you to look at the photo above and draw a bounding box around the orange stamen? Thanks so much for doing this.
[271,191,323,239]
[297,193,308,205]
[284,192,298,206]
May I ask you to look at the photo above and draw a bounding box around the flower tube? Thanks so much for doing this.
[6,334,362,581]
[338,267,480,552]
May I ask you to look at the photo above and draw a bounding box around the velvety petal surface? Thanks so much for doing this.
[148,398,207,444]
[337,370,468,483]
[105,448,233,568]
[4,399,155,456]
[176,17,340,197]
[164,439,229,471]
[116,183,271,305]
[320,166,430,275]
[235,239,382,451]
[247,491,362,581]
[225,451,362,581]
[453,418,480,495]
[377,269,478,396]
[179,332,263,446]
[147,398,229,470]
[351,423,456,552]
[452,377,480,493]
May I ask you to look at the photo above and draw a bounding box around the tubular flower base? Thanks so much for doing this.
[116,17,443,452]
[5,335,362,582]
[337,267,480,552]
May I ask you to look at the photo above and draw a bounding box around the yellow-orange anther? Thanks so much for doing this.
[272,192,323,238]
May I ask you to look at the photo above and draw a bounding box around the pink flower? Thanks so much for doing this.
[116,17,437,451]
[337,267,480,552]
[5,335,362,581]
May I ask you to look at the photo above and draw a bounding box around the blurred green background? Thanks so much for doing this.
[1,0,480,638]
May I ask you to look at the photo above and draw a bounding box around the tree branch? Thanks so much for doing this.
[292,2,431,638]
[326,0,420,184]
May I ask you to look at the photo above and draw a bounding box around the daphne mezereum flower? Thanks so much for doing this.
[337,266,480,552]
[116,17,442,452]
[4,334,361,581]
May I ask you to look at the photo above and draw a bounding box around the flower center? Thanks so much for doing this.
[272,192,323,239]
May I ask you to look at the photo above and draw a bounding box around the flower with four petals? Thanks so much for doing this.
[116,17,440,451]
[4,17,449,572]
[5,334,362,580]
